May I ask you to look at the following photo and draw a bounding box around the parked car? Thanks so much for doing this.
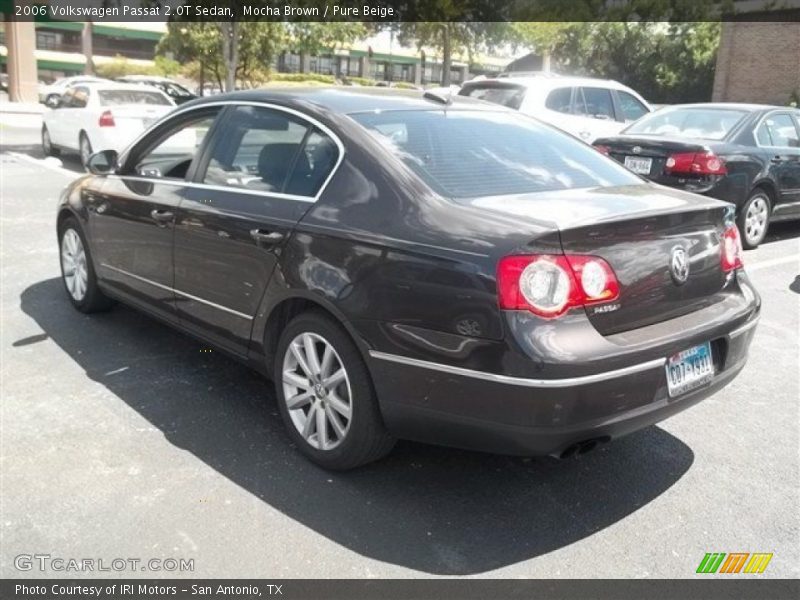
[116,75,198,105]
[594,103,800,248]
[56,88,759,469]
[38,75,109,105]
[459,75,652,143]
[42,82,176,168]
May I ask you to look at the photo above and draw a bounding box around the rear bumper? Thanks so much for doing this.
[366,276,759,456]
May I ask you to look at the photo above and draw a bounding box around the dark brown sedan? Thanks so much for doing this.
[56,88,760,469]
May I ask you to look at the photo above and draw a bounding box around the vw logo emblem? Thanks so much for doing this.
[632,146,642,154]
[670,246,690,285]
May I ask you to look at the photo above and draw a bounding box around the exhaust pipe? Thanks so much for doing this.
[557,436,610,459]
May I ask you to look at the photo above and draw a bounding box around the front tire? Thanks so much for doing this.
[58,217,114,313]
[79,132,93,170]
[274,311,395,470]
[738,190,771,249]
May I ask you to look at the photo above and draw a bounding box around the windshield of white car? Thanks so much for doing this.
[352,109,642,198]
[624,107,749,140]
[98,90,171,106]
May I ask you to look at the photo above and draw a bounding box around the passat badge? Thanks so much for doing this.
[670,246,690,285]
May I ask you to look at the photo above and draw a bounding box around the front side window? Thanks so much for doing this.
[762,114,800,148]
[576,87,615,119]
[617,91,649,121]
[132,110,219,179]
[352,109,642,198]
[625,107,748,140]
[202,105,339,197]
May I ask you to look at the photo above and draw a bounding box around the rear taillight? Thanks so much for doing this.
[665,151,726,175]
[594,144,611,156]
[721,226,743,272]
[98,110,115,127]
[497,254,620,318]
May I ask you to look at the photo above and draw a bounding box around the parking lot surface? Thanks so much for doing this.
[1,123,798,578]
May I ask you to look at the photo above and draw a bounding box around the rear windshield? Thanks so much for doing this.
[352,110,641,198]
[98,90,171,106]
[624,107,748,140]
[458,84,527,110]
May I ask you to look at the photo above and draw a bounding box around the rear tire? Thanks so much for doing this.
[738,189,771,249]
[58,217,114,313]
[274,311,395,470]
[42,126,59,157]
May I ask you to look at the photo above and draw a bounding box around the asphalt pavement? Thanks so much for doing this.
[1,123,798,578]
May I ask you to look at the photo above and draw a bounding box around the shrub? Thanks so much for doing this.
[95,56,157,79]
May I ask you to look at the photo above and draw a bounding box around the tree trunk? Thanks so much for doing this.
[542,52,551,73]
[441,25,452,87]
[82,22,94,75]
[221,22,238,92]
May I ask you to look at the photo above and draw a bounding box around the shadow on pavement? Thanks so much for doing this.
[19,277,694,575]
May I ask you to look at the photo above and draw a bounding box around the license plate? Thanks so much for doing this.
[666,342,714,397]
[624,156,653,174]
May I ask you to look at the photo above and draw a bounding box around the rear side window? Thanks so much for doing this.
[99,90,171,106]
[202,105,339,197]
[353,110,641,198]
[545,87,573,113]
[70,86,89,108]
[617,91,649,121]
[459,84,526,110]
[762,114,800,148]
[576,87,615,119]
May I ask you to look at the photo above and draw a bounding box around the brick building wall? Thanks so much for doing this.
[712,21,800,105]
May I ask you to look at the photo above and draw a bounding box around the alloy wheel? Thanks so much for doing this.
[281,332,352,451]
[744,195,769,246]
[61,228,88,302]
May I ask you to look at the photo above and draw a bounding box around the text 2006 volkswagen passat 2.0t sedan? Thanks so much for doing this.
[57,88,760,469]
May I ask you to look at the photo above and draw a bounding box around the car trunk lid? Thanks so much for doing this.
[464,184,734,335]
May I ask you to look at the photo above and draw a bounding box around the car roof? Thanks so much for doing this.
[464,75,632,91]
[183,86,505,115]
[658,102,792,112]
[118,75,178,83]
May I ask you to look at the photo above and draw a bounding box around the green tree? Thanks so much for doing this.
[285,23,368,73]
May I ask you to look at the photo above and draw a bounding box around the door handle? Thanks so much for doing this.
[250,229,284,244]
[150,209,174,224]
[770,155,783,164]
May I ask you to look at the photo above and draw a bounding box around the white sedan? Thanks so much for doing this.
[42,83,177,168]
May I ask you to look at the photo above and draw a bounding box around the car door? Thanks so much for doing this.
[173,103,342,355]
[573,86,622,142]
[758,112,800,216]
[47,88,75,146]
[58,85,90,150]
[87,107,223,324]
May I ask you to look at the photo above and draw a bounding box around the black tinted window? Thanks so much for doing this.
[545,87,573,113]
[353,110,641,198]
[459,84,526,110]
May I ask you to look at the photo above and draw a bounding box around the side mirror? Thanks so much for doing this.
[45,95,61,109]
[87,150,118,175]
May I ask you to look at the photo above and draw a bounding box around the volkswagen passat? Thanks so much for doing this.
[57,89,760,469]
